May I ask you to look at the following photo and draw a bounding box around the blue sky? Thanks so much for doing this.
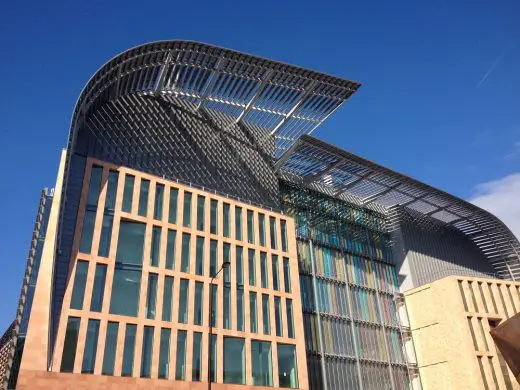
[0,0,518,330]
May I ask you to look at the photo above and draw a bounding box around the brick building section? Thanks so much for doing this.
[405,275,520,390]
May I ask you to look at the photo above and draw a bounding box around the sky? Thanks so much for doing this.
[0,0,518,331]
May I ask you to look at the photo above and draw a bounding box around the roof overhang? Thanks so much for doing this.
[277,135,520,280]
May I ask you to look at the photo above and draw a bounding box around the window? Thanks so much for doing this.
[197,195,205,231]
[223,203,231,237]
[210,334,217,382]
[150,226,161,267]
[90,264,107,312]
[281,219,288,252]
[110,221,145,317]
[224,243,231,281]
[98,170,118,257]
[236,246,244,286]
[60,317,80,372]
[251,340,273,386]
[70,261,88,309]
[175,330,187,380]
[237,289,244,331]
[102,322,118,375]
[138,179,150,217]
[121,324,137,377]
[235,206,243,240]
[210,199,218,234]
[210,240,218,276]
[258,213,266,247]
[275,297,283,337]
[80,166,102,254]
[192,332,202,381]
[168,188,178,224]
[195,236,204,276]
[162,276,173,321]
[247,210,255,244]
[145,273,158,319]
[262,294,271,335]
[122,174,135,213]
[158,328,171,379]
[183,191,192,227]
[211,284,218,327]
[224,285,231,329]
[181,233,191,273]
[261,252,268,288]
[140,326,154,378]
[272,255,279,291]
[224,337,245,384]
[283,258,291,293]
[165,229,176,270]
[278,344,298,388]
[286,299,295,339]
[269,217,277,249]
[194,282,204,326]
[250,292,258,333]
[248,249,256,286]
[178,279,189,324]
[154,183,164,220]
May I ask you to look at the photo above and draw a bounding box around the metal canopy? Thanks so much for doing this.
[277,135,520,281]
[70,40,360,157]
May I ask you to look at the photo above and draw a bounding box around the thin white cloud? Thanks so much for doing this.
[469,173,520,240]
[476,45,512,88]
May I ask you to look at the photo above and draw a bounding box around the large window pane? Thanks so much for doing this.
[194,282,204,326]
[248,249,256,286]
[210,199,218,234]
[236,246,244,286]
[168,188,178,224]
[235,206,243,241]
[261,252,268,289]
[224,337,245,384]
[211,284,218,327]
[140,326,154,378]
[145,273,158,319]
[154,183,164,220]
[60,317,80,372]
[274,297,283,337]
[102,322,118,375]
[247,210,254,244]
[223,203,230,237]
[223,243,231,282]
[210,240,218,276]
[181,233,191,273]
[121,324,137,377]
[237,289,244,332]
[250,292,258,333]
[98,170,118,257]
[158,328,171,379]
[183,191,192,227]
[195,236,204,276]
[122,174,135,213]
[224,285,231,329]
[210,334,217,382]
[80,166,102,253]
[105,171,119,211]
[283,257,291,293]
[175,330,187,380]
[192,332,202,381]
[269,217,277,250]
[281,220,288,252]
[251,340,273,386]
[162,276,173,321]
[86,165,102,208]
[262,294,271,335]
[110,268,141,317]
[259,213,266,247]
[165,229,176,270]
[70,261,88,310]
[115,221,146,266]
[272,255,279,291]
[90,264,107,312]
[178,279,189,324]
[138,179,150,217]
[79,211,96,254]
[197,195,205,231]
[278,344,298,388]
[286,299,295,339]
[150,226,161,267]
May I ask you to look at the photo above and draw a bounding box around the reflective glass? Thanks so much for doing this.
[223,243,231,283]
[168,188,178,224]
[98,214,114,257]
[60,317,80,372]
[158,328,171,379]
[278,344,298,388]
[110,267,141,317]
[251,340,273,386]
[162,276,173,321]
[183,191,192,227]
[154,183,164,220]
[79,210,96,254]
[150,226,161,267]
[181,233,190,273]
[197,195,205,231]
[70,261,88,309]
[140,326,154,378]
[122,174,135,213]
[261,252,268,289]
[115,221,146,266]
[262,294,271,335]
[145,273,158,319]
[210,199,218,234]
[211,284,218,327]
[223,203,230,237]
[247,210,254,244]
[195,236,204,275]
[250,292,258,333]
[286,299,295,339]
[237,289,244,331]
[192,332,202,381]
[272,255,279,291]
[121,324,137,377]
[283,257,291,293]
[194,282,204,326]
[165,229,176,270]
[235,206,243,240]
[102,322,118,375]
[178,279,189,324]
[275,297,283,337]
[175,330,187,380]
[90,264,107,312]
[248,249,256,286]
[224,285,231,329]
[138,179,150,217]
[105,171,118,209]
[210,334,217,382]
[80,166,102,253]
[86,166,103,206]
[224,337,245,384]
[269,217,277,250]
[210,239,217,276]
[259,213,266,247]
[236,246,243,286]
[281,220,288,252]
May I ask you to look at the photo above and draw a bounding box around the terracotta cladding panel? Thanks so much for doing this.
[47,158,307,389]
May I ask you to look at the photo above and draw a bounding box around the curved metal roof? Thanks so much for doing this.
[277,135,520,281]
[69,40,360,157]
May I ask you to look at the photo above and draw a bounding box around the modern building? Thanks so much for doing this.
[1,40,520,390]
[405,276,520,389]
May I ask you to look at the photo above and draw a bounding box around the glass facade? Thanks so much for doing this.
[247,210,255,244]
[80,166,102,254]
[197,195,205,231]
[195,236,204,275]
[150,226,161,267]
[210,199,218,234]
[250,292,258,333]
[140,326,154,377]
[270,216,277,249]
[145,273,158,319]
[183,191,192,227]
[166,229,176,270]
[168,188,178,224]
[60,317,80,372]
[162,276,173,321]
[194,281,204,326]
[223,203,230,237]
[121,324,137,377]
[192,332,202,381]
[70,261,88,310]
[175,330,187,380]
[181,233,191,273]
[235,206,243,240]
[262,294,271,335]
[178,279,189,324]
[158,328,171,379]
[90,264,107,312]
[248,249,256,286]
[138,179,150,217]
[224,337,245,384]
[154,183,164,220]
[98,170,118,257]
[122,174,135,213]
[102,322,118,375]
[252,340,273,386]
[278,344,298,388]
